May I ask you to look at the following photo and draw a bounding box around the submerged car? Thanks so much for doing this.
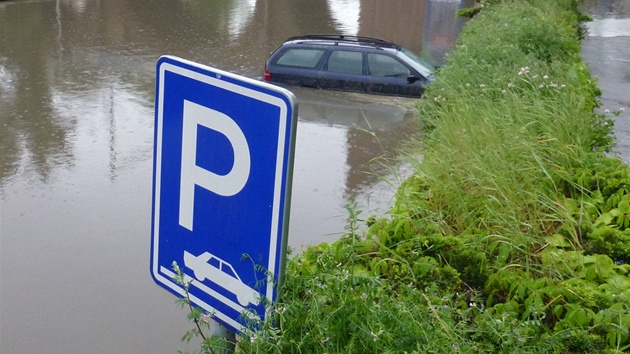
[264,35,436,97]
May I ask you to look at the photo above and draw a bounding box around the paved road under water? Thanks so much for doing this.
[581,0,630,163]
[0,0,471,352]
[0,0,627,353]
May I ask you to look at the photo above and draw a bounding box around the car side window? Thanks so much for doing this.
[276,48,325,68]
[325,50,363,75]
[367,53,410,78]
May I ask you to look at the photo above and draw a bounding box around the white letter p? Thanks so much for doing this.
[179,100,250,231]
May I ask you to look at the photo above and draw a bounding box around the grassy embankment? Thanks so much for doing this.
[229,0,630,352]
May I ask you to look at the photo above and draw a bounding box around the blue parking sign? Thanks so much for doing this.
[150,56,297,334]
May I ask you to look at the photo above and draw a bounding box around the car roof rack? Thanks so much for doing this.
[285,34,399,49]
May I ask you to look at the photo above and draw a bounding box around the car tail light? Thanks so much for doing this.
[263,67,271,81]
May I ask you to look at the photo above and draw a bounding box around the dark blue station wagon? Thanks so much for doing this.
[264,35,436,98]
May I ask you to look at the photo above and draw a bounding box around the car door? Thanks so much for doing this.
[317,49,367,93]
[366,52,424,97]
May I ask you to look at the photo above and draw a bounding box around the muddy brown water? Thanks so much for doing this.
[1,0,627,353]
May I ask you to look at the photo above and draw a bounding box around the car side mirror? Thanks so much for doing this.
[407,75,420,83]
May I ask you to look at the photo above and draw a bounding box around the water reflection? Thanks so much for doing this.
[582,0,630,37]
[228,0,257,38]
[290,88,418,247]
[581,0,630,19]
[328,0,361,35]
[63,0,88,13]
[295,88,416,194]
[0,3,74,183]
[288,119,416,248]
[423,0,472,66]
[586,18,630,37]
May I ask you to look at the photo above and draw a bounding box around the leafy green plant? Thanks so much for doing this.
[597,193,630,230]
[172,262,236,354]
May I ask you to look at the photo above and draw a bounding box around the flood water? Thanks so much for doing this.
[581,0,630,163]
[0,0,471,352]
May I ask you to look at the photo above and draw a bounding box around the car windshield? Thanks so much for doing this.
[399,47,436,78]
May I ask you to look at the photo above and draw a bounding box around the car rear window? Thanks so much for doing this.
[275,48,325,68]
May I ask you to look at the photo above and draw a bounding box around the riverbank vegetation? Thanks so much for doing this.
[191,0,630,352]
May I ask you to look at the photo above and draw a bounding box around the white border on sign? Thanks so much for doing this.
[152,58,290,331]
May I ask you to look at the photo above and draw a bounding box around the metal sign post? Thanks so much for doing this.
[150,56,297,336]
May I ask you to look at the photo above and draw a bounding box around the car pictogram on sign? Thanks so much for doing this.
[184,251,260,306]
